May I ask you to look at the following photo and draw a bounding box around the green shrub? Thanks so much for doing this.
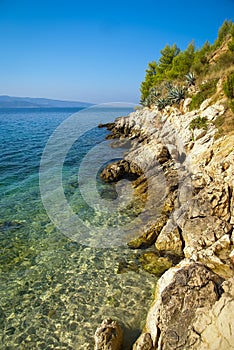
[192,61,208,76]
[223,71,234,99]
[229,99,234,113]
[209,51,234,74]
[212,20,234,50]
[189,116,208,130]
[189,79,218,111]
[228,40,234,52]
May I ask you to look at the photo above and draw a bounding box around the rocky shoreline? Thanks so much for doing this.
[95,93,234,349]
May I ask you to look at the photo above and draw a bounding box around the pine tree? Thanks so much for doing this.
[157,43,180,74]
[140,61,157,103]
[166,42,195,79]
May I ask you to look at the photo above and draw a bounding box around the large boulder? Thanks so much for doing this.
[134,261,224,350]
[100,160,141,182]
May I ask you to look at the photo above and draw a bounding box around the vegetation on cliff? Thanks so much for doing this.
[224,70,234,112]
[97,19,234,350]
[140,19,234,118]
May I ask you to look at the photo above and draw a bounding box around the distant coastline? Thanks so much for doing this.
[0,95,93,109]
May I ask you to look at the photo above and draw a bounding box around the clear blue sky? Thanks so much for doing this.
[0,0,234,104]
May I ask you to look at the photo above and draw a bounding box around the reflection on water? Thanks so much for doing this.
[0,107,156,349]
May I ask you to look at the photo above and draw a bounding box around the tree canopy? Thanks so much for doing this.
[140,19,234,105]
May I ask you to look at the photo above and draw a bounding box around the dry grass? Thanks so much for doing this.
[214,108,234,139]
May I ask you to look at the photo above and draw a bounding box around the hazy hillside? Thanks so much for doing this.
[0,95,92,108]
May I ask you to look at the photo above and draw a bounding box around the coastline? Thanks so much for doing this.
[98,92,234,349]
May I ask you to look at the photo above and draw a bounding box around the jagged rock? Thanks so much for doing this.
[99,101,234,349]
[190,277,234,349]
[132,333,154,350]
[178,176,234,278]
[193,127,207,141]
[187,179,233,221]
[132,174,148,201]
[191,173,208,192]
[156,145,171,164]
[161,191,177,215]
[128,215,168,249]
[163,165,179,192]
[155,220,183,256]
[200,98,212,111]
[209,36,231,64]
[94,318,123,350]
[205,182,231,221]
[135,261,224,350]
[188,176,233,221]
[126,139,171,170]
[100,160,142,182]
[200,103,225,121]
[183,98,192,113]
[230,249,234,263]
[98,122,116,130]
[195,234,234,279]
[105,109,158,140]
[181,216,232,256]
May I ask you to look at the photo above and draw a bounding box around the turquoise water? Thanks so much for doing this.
[0,107,155,349]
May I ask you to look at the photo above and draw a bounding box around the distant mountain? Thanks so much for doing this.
[0,95,93,108]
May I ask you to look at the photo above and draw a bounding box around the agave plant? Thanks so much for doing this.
[156,97,170,110]
[167,86,185,105]
[148,87,161,105]
[165,81,173,91]
[142,87,161,107]
[149,87,160,97]
[141,97,150,107]
[185,72,196,86]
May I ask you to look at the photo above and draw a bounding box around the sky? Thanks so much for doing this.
[0,0,234,104]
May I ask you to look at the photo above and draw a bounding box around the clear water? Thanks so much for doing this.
[0,107,156,349]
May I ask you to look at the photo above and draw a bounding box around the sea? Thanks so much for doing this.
[0,106,156,350]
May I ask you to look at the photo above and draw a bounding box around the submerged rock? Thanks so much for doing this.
[0,220,26,230]
[138,252,173,276]
[0,306,5,328]
[116,257,139,274]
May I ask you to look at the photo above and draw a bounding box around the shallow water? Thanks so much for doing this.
[0,106,156,349]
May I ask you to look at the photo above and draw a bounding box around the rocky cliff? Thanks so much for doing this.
[96,78,234,349]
